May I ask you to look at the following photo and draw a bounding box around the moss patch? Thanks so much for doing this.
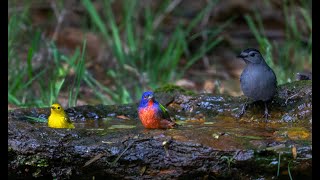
[155,84,195,95]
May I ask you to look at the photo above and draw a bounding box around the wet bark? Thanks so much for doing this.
[8,80,312,179]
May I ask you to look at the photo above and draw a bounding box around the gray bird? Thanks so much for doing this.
[237,48,277,120]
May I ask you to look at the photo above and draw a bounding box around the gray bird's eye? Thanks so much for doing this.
[250,53,255,57]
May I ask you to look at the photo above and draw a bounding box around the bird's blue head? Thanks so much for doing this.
[139,91,155,108]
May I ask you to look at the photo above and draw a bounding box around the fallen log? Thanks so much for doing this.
[8,81,312,179]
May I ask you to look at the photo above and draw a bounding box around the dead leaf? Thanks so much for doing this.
[108,125,136,129]
[116,115,130,120]
[292,145,297,159]
[140,166,147,175]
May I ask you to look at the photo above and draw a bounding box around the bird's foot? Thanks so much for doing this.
[262,111,271,122]
[263,102,271,122]
[236,103,247,119]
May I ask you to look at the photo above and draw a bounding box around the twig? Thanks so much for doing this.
[110,141,134,166]
[200,0,212,69]
[83,153,106,167]
[153,0,182,29]
[50,1,66,41]
[285,88,311,105]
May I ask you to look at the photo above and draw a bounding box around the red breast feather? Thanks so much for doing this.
[138,106,175,129]
[138,106,162,128]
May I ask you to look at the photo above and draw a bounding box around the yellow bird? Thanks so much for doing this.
[48,103,75,129]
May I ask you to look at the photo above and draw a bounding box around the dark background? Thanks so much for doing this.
[8,0,312,108]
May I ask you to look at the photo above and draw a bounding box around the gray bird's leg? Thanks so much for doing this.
[237,98,248,118]
[263,102,271,122]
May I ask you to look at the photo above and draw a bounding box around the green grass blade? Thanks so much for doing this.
[69,39,87,107]
[26,31,41,78]
[81,0,109,39]
[8,92,22,105]
[182,36,223,73]
[288,161,293,180]
[102,1,126,66]
[21,68,47,91]
[83,73,115,104]
[25,116,47,123]
[277,153,281,177]
[300,7,312,31]
[185,0,218,34]
[124,0,137,55]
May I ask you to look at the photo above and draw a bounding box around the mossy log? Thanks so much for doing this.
[8,81,312,179]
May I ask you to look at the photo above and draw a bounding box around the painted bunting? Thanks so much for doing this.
[138,91,176,129]
[48,103,75,129]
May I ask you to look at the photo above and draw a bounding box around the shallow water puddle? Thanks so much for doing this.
[61,114,311,151]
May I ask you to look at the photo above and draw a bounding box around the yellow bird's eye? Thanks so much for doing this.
[57,107,60,109]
